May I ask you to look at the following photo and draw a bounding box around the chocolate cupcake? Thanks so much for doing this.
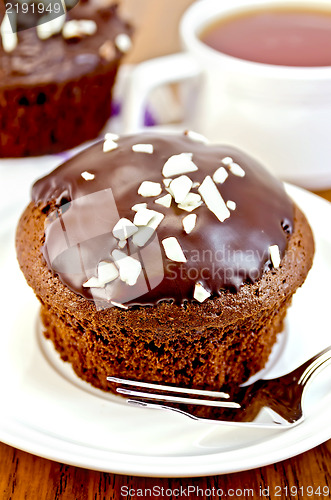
[16,131,314,393]
[0,1,132,157]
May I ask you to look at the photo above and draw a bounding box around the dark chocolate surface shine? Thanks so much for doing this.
[32,132,294,307]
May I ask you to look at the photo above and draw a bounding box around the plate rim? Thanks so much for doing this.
[0,183,330,477]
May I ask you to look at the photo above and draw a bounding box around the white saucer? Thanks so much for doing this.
[0,184,330,477]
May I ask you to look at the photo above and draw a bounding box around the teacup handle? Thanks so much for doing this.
[121,53,200,133]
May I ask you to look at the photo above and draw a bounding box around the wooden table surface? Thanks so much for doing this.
[0,191,330,498]
[0,436,330,500]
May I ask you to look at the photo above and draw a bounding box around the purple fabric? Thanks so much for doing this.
[111,100,122,117]
[111,100,158,127]
[143,107,157,127]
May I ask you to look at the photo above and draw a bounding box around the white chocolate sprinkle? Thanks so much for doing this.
[62,19,97,39]
[229,162,245,177]
[192,181,200,188]
[133,208,159,226]
[131,203,147,212]
[162,237,186,263]
[155,194,172,208]
[132,227,152,247]
[169,175,193,203]
[182,214,197,234]
[103,138,118,153]
[269,245,281,269]
[105,132,119,141]
[0,13,18,52]
[83,276,101,288]
[193,283,211,303]
[221,157,234,166]
[146,212,164,230]
[132,143,154,154]
[213,166,228,184]
[138,181,162,197]
[97,261,119,285]
[115,33,132,53]
[112,218,138,241]
[81,171,95,181]
[177,193,203,212]
[132,212,164,247]
[198,176,230,222]
[162,153,198,177]
[37,11,66,40]
[226,200,236,211]
[184,130,209,144]
[112,250,142,286]
[163,178,172,188]
[118,240,127,249]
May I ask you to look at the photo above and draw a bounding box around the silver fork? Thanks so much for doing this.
[107,346,331,428]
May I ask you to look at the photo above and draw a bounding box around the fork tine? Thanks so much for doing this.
[116,387,241,408]
[298,347,331,386]
[107,376,230,399]
[127,400,201,421]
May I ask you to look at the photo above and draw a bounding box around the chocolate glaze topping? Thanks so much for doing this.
[32,132,294,307]
[0,1,131,87]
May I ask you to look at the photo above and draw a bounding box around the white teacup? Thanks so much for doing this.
[122,0,331,189]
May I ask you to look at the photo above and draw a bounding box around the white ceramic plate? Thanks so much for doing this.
[0,184,330,477]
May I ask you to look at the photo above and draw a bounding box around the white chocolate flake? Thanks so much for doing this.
[133,208,159,226]
[182,214,197,234]
[103,138,118,153]
[169,175,193,203]
[162,153,198,177]
[132,227,152,247]
[83,276,101,288]
[112,218,138,241]
[269,245,281,269]
[115,33,132,53]
[162,237,186,263]
[0,13,18,52]
[118,240,127,249]
[221,157,234,166]
[112,250,142,286]
[138,181,162,197]
[155,194,172,208]
[132,143,154,154]
[147,212,164,230]
[62,19,97,39]
[198,176,230,222]
[132,212,164,247]
[81,171,95,181]
[226,200,236,211]
[132,228,150,247]
[213,166,228,184]
[105,132,119,141]
[177,192,203,212]
[193,283,211,303]
[184,130,209,144]
[99,40,116,61]
[229,162,245,177]
[37,9,66,40]
[131,203,147,212]
[163,178,172,188]
[83,261,119,289]
[97,261,119,285]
